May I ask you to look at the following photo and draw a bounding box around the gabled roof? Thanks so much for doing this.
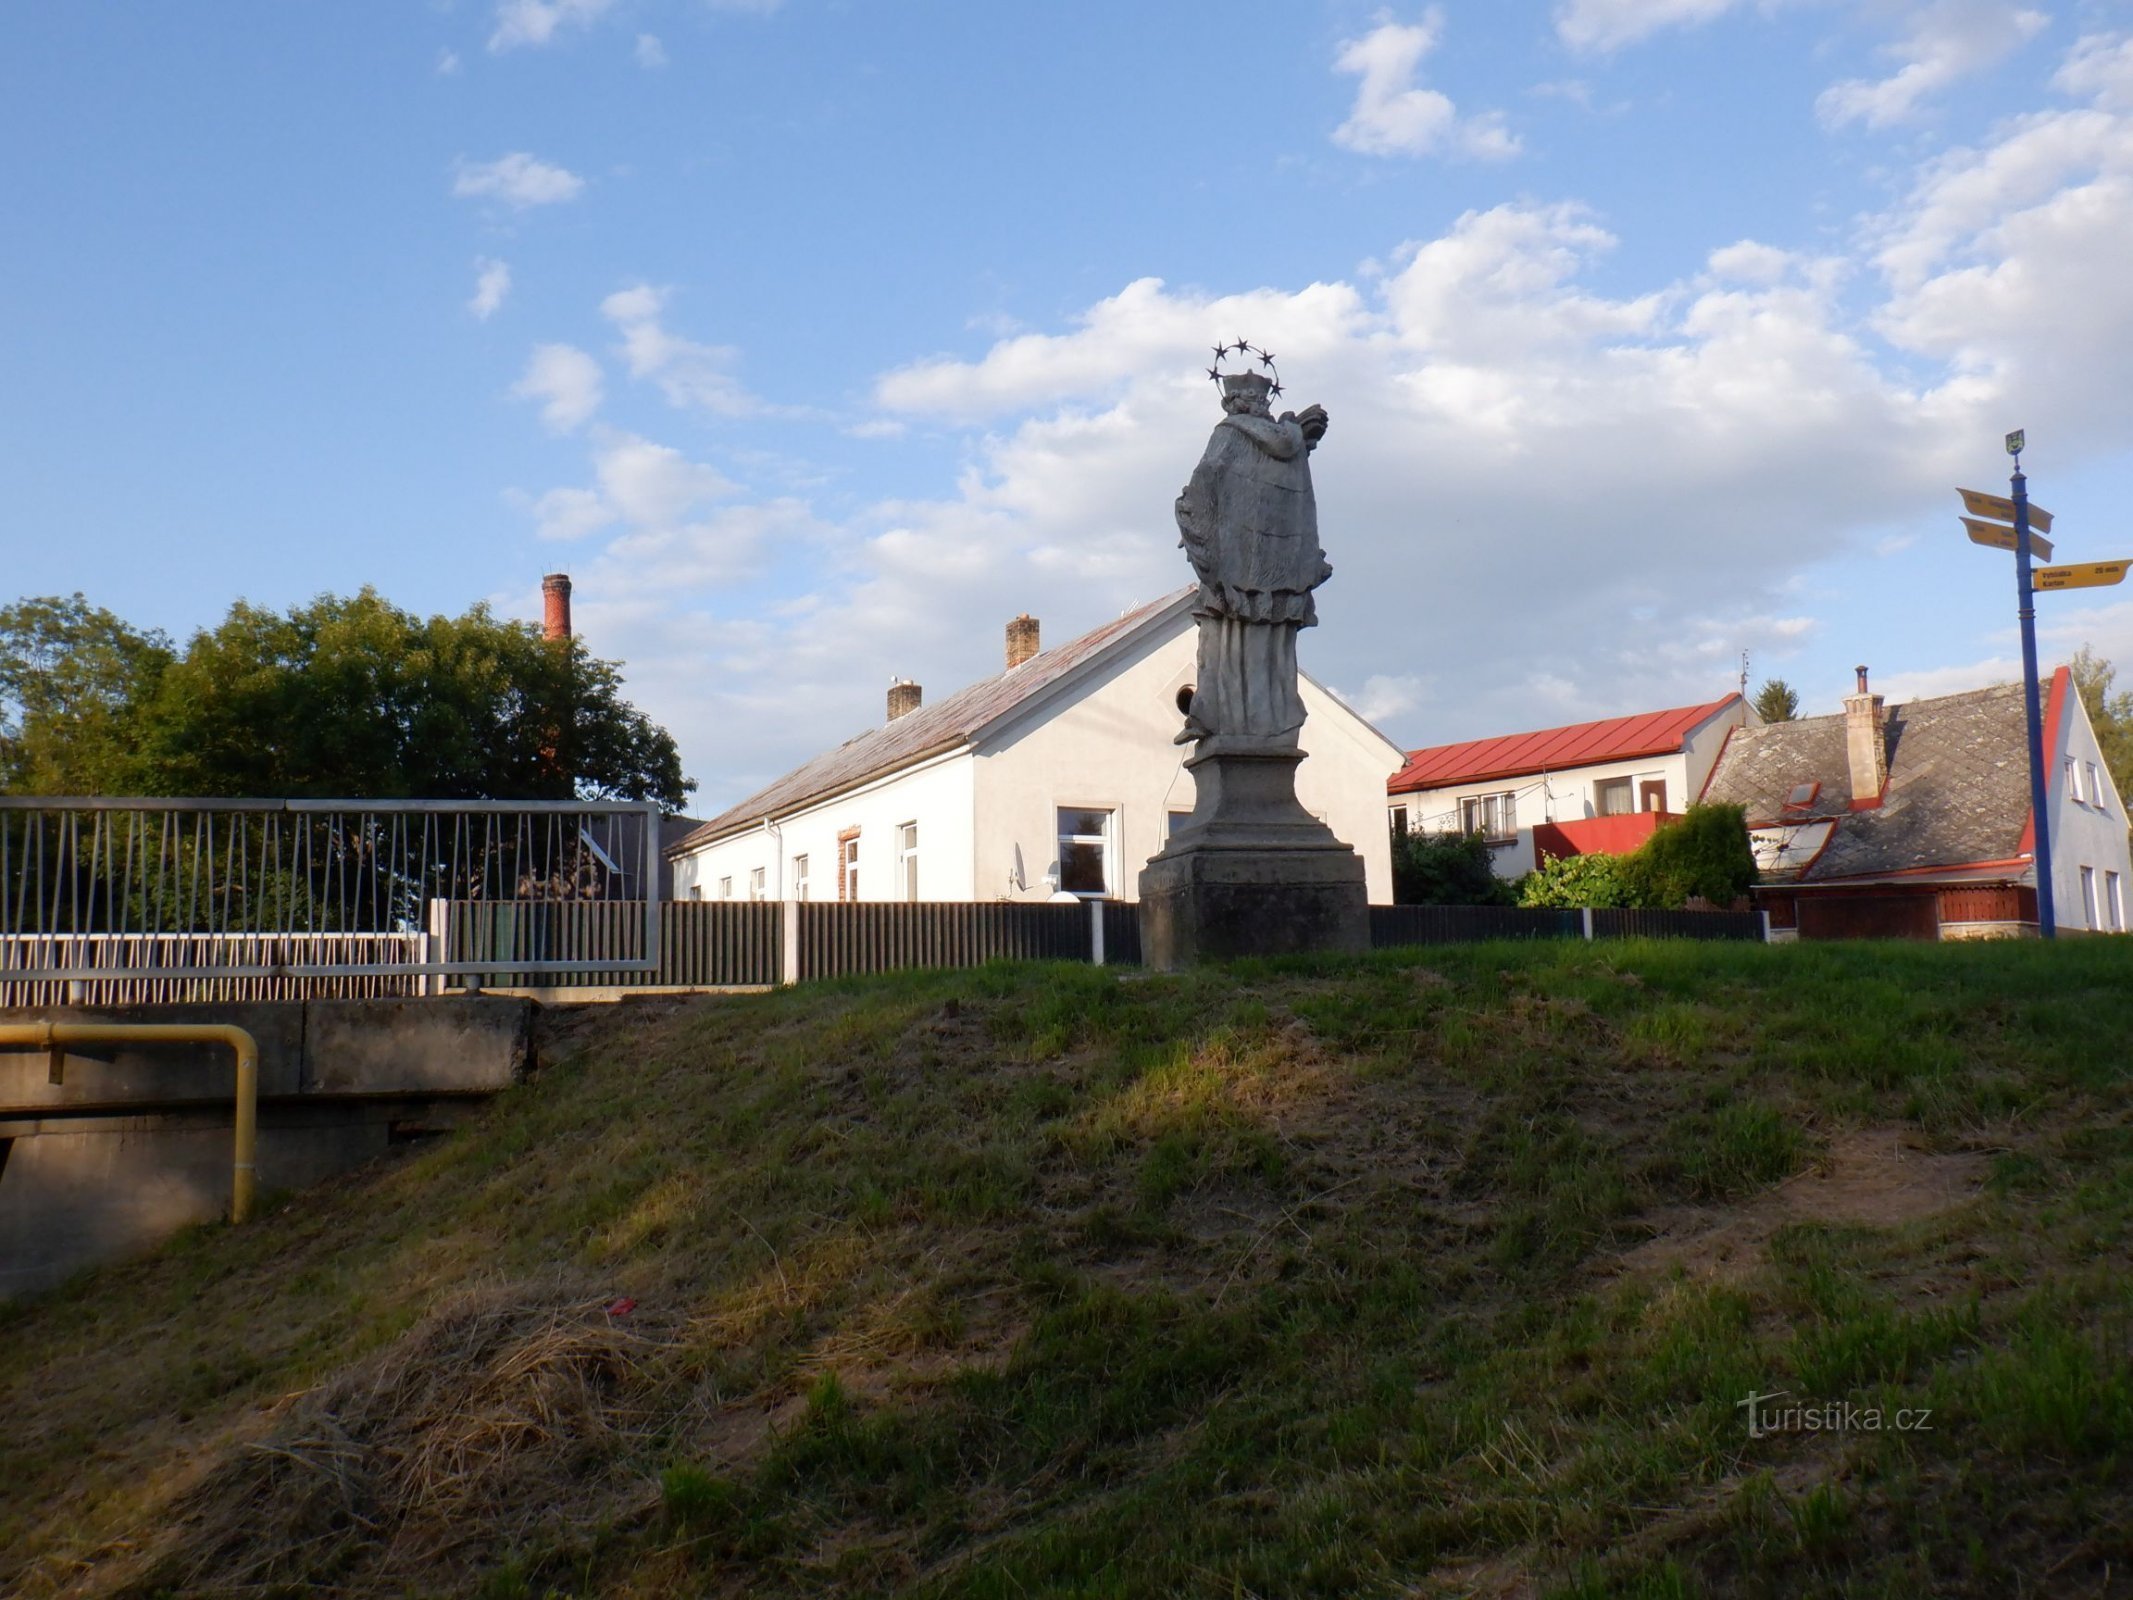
[1388,695,1743,794]
[1700,676,2049,882]
[668,589,1196,855]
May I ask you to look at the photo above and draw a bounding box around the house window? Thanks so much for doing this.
[1639,779,1668,813]
[1389,803,1409,835]
[748,867,766,902]
[792,854,809,902]
[2109,869,2125,932]
[1596,777,1634,817]
[2082,865,2099,929]
[1056,807,1113,897]
[1458,792,1518,841]
[2067,759,2084,804]
[897,821,919,901]
[687,885,703,901]
[1166,809,1194,845]
[718,876,733,900]
[2089,762,2105,808]
[838,831,860,901]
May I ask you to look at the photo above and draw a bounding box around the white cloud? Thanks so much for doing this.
[1818,0,2049,129]
[512,343,605,432]
[600,284,763,416]
[594,433,737,526]
[2055,32,2133,110]
[525,485,614,542]
[453,152,585,209]
[468,257,512,320]
[635,33,668,68]
[1338,673,1430,724]
[488,0,617,52]
[436,48,462,76]
[1332,11,1520,160]
[1555,0,1752,53]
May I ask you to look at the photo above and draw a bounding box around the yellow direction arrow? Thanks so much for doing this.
[1958,487,2054,532]
[1963,517,2055,561]
[2034,561,2130,592]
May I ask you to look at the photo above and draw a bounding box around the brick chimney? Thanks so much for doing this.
[1006,614,1039,670]
[1844,664,1887,807]
[887,679,922,721]
[541,573,573,642]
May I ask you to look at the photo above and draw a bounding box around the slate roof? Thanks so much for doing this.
[1389,696,1742,794]
[1699,680,2036,881]
[668,589,1196,855]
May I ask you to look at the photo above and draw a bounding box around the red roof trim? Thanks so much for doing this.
[1388,695,1742,794]
[2016,665,2071,859]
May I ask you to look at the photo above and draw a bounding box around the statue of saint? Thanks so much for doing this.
[1173,364,1332,750]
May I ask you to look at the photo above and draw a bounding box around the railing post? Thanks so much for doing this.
[1581,907,1595,942]
[1090,899,1106,966]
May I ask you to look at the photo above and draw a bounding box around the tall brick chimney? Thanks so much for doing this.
[541,573,573,642]
[887,679,922,721]
[1006,614,1039,670]
[1844,664,1887,806]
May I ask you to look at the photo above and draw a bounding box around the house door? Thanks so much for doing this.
[1639,779,1667,813]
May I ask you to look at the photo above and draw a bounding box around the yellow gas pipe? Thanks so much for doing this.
[0,1021,260,1223]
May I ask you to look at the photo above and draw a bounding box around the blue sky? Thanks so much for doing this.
[7,0,2133,811]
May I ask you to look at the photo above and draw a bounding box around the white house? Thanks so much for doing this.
[667,590,1405,905]
[1703,665,2132,938]
[1385,695,1753,878]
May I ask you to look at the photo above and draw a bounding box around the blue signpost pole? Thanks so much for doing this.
[2010,449,2057,939]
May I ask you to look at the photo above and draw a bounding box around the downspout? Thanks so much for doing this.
[1,1021,259,1223]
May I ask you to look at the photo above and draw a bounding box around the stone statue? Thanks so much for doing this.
[1173,361,1332,750]
[1138,346,1366,968]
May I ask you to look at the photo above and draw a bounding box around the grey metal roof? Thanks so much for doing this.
[669,589,1196,855]
[1701,681,2033,880]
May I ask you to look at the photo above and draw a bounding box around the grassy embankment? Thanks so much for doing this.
[3,937,2132,1597]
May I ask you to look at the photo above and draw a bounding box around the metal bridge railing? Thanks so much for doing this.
[0,798,663,988]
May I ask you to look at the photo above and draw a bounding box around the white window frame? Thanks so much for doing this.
[896,821,920,902]
[1458,791,1518,841]
[687,884,703,902]
[2067,758,2084,804]
[1596,777,1634,817]
[1055,805,1115,899]
[748,866,766,902]
[2108,869,2124,932]
[2089,761,2105,810]
[718,875,733,900]
[2081,865,2100,929]
[792,853,809,902]
[840,835,860,901]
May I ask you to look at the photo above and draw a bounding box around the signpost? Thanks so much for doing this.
[1959,431,2057,937]
[1962,517,2053,560]
[2032,561,2129,593]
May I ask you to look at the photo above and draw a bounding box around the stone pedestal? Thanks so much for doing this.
[1137,741,1369,970]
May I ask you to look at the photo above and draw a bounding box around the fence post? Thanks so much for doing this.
[1581,907,1595,942]
[1089,899,1106,966]
[1760,909,1772,944]
[426,899,450,996]
[780,901,800,986]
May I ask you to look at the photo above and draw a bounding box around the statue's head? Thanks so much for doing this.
[1219,371,1274,417]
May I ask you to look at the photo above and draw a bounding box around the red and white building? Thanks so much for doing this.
[1386,695,1752,878]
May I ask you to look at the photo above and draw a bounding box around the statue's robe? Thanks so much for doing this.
[1173,412,1333,747]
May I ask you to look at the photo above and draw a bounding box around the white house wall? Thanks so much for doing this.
[2047,685,2133,932]
[671,748,979,903]
[973,621,1401,904]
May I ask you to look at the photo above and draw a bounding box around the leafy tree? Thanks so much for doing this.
[0,595,173,793]
[1517,851,1650,909]
[1391,829,1516,906]
[3,588,691,806]
[2070,645,2133,810]
[1628,802,1756,907]
[1752,678,1800,723]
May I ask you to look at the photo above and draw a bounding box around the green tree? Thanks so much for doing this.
[1391,829,1516,906]
[1752,678,1800,722]
[1628,802,1756,907]
[2070,645,2133,809]
[0,594,173,793]
[4,588,691,806]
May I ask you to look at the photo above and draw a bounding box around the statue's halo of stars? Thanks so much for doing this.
[1207,339,1282,399]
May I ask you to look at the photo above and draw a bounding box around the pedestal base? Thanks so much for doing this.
[1136,744,1369,970]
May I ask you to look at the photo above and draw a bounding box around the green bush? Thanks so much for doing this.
[1391,829,1516,906]
[1518,851,1651,908]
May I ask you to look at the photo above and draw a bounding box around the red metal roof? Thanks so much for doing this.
[1388,696,1741,794]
